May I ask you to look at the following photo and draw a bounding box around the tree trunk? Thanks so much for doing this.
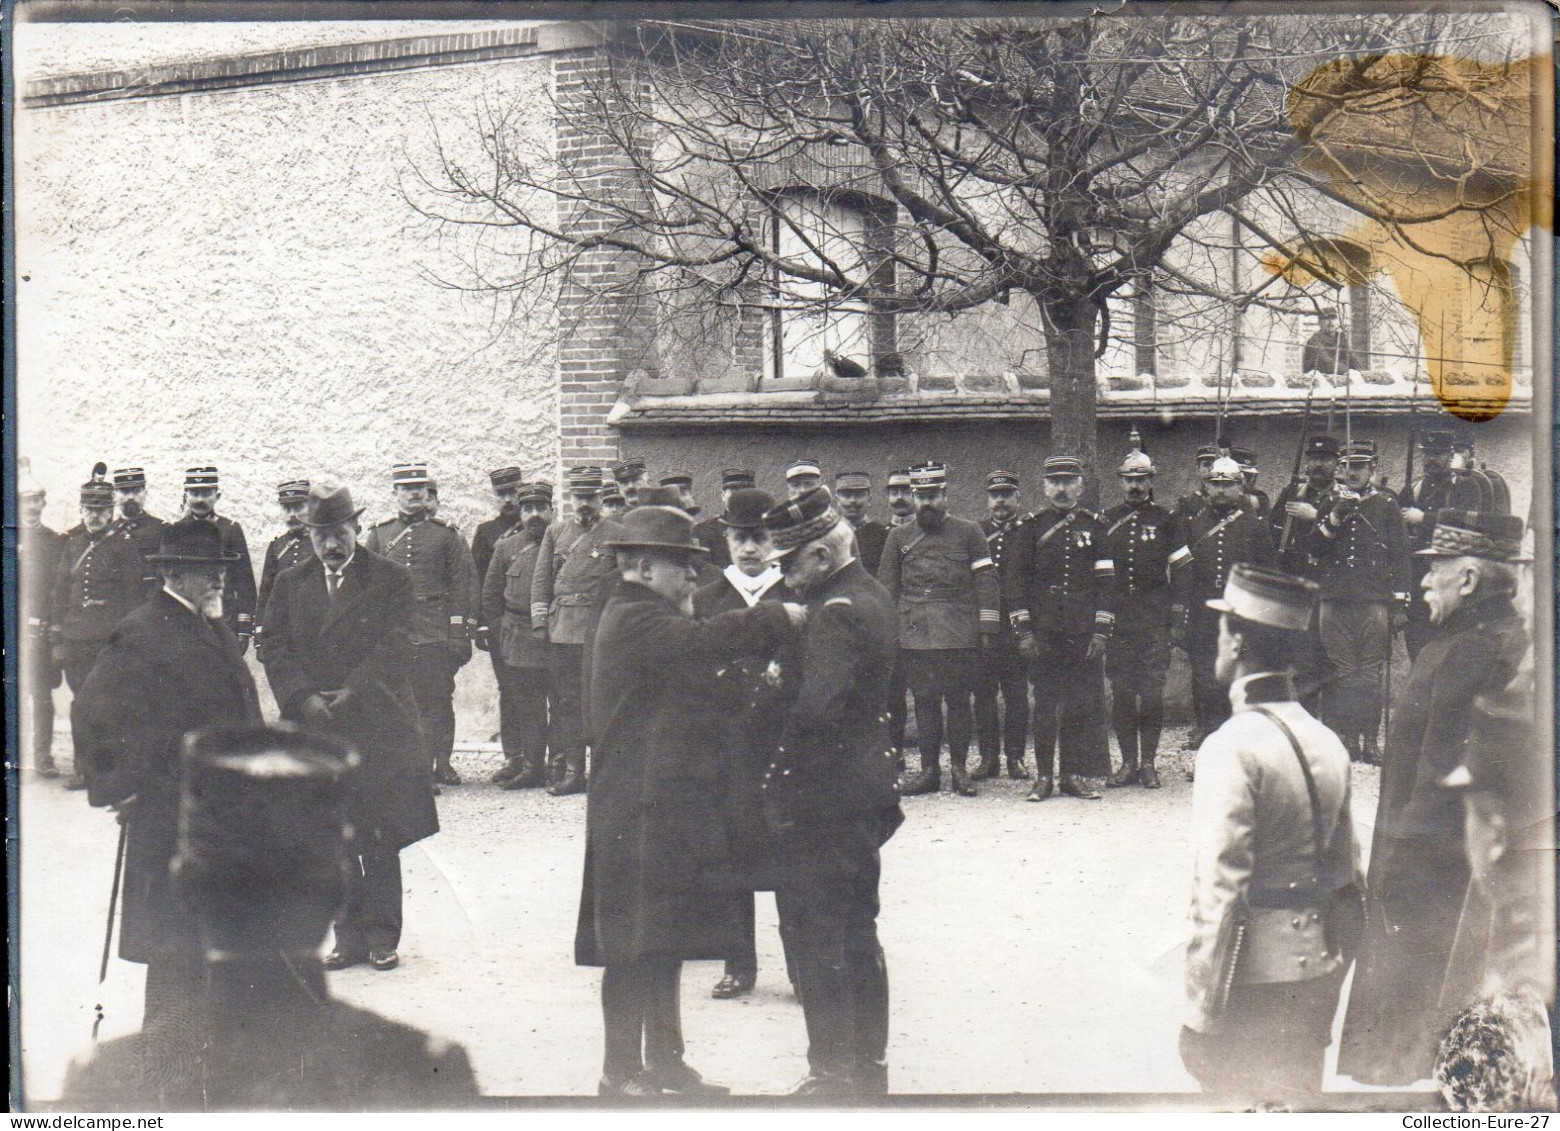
[1039,291,1101,505]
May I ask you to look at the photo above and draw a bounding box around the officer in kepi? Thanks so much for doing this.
[1102,444,1175,790]
[473,465,526,583]
[973,470,1032,781]
[255,479,314,658]
[1180,564,1361,1106]
[785,458,825,500]
[363,463,479,787]
[180,466,258,651]
[111,466,167,601]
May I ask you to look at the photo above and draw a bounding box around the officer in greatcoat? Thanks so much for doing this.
[179,466,258,651]
[763,486,904,1096]
[1004,455,1116,801]
[1339,511,1529,1087]
[1102,448,1176,790]
[255,479,314,659]
[472,465,526,582]
[73,517,263,1052]
[577,504,802,1097]
[1170,456,1277,751]
[261,483,441,974]
[52,465,146,790]
[1180,564,1361,1105]
[878,462,1001,797]
[19,460,66,776]
[363,463,479,786]
[481,481,555,788]
[973,470,1033,781]
[692,488,799,1001]
[110,466,167,601]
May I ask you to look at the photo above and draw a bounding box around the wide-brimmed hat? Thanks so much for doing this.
[1415,510,1529,562]
[637,485,682,508]
[763,486,841,562]
[301,483,366,528]
[1206,563,1319,632]
[603,505,708,555]
[718,488,776,529]
[147,517,243,565]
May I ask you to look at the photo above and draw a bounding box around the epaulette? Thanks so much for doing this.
[371,515,398,527]
[427,516,454,529]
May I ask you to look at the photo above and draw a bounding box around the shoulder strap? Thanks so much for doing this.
[1250,705,1333,865]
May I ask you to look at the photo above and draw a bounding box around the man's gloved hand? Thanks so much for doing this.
[1017,631,1040,662]
[1085,634,1106,663]
[782,603,809,630]
[1401,506,1426,527]
[531,626,549,643]
[473,624,491,653]
[112,793,140,826]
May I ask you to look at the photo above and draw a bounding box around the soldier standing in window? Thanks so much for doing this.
[973,470,1033,781]
[878,462,1001,798]
[1307,439,1410,763]
[1170,457,1277,752]
[178,467,257,652]
[1005,455,1115,801]
[1102,448,1175,790]
[363,463,479,787]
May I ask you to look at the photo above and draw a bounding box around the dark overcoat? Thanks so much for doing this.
[693,572,799,891]
[260,549,439,852]
[1338,593,1527,1085]
[574,580,791,967]
[75,589,263,963]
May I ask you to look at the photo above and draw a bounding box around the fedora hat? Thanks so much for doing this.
[603,505,709,555]
[147,517,243,565]
[302,483,366,528]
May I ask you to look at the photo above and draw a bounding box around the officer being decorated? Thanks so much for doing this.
[1004,455,1115,801]
[363,463,480,787]
[1103,444,1176,790]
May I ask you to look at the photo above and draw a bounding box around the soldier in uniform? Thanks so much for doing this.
[481,482,555,788]
[51,465,145,790]
[1170,444,1221,527]
[600,484,627,521]
[1450,420,1505,514]
[1301,310,1357,375]
[1231,446,1271,521]
[1102,449,1175,790]
[1270,435,1341,577]
[255,479,314,658]
[1005,455,1115,801]
[363,463,479,787]
[785,458,825,500]
[835,471,889,575]
[1169,456,1277,750]
[19,460,66,776]
[691,468,755,567]
[179,466,258,652]
[883,468,915,762]
[877,462,1000,797]
[110,466,167,601]
[1180,564,1360,1105]
[472,465,526,582]
[885,468,914,528]
[532,466,626,796]
[763,487,904,1096]
[1401,426,1485,658]
[973,470,1032,781]
[660,471,701,515]
[1307,439,1410,762]
[611,457,650,510]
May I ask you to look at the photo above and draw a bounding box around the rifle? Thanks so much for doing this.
[1278,381,1318,554]
[1403,373,1420,502]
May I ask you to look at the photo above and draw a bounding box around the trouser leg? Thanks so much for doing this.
[1054,633,1108,780]
[726,891,759,983]
[903,651,943,780]
[63,644,104,783]
[27,659,59,768]
[336,847,403,952]
[490,652,522,759]
[1356,603,1390,750]
[547,644,586,791]
[999,650,1030,764]
[411,645,457,774]
[1029,641,1061,779]
[942,650,977,773]
[1188,614,1227,740]
[886,658,907,754]
[973,652,1000,774]
[641,958,686,1073]
[601,963,648,1083]
[514,668,551,767]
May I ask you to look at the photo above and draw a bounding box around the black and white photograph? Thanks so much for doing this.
[6,0,1555,1112]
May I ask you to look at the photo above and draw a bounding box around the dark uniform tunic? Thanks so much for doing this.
[1339,594,1526,1086]
[256,527,313,659]
[50,524,145,696]
[851,518,890,577]
[1170,505,1276,740]
[113,511,168,601]
[1268,480,1336,578]
[1102,499,1176,769]
[1004,505,1116,780]
[877,514,1000,778]
[692,516,732,570]
[20,520,66,765]
[481,523,551,767]
[1401,470,1485,658]
[363,513,478,773]
[196,514,257,641]
[1307,488,1410,751]
[974,512,1032,772]
[472,511,519,583]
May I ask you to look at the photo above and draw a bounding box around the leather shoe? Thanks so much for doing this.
[898,768,939,796]
[433,764,463,786]
[789,1070,858,1098]
[323,947,365,970]
[368,948,399,971]
[1140,764,1162,789]
[1059,774,1102,800]
[969,756,996,781]
[949,766,978,797]
[1025,776,1054,802]
[1005,757,1031,780]
[711,972,754,999]
[1107,765,1140,788]
[65,771,89,791]
[1362,735,1382,766]
[598,1073,660,1098]
[490,758,526,785]
[645,1061,731,1097]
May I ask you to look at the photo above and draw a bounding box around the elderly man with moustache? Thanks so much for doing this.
[578,502,804,1097]
[261,483,440,974]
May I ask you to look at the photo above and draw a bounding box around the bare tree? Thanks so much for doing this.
[406,12,1526,472]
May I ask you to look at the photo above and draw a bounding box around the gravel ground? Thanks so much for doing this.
[19,712,1409,1106]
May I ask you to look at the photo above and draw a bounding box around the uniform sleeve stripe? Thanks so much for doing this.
[530,603,549,617]
[1095,559,1115,572]
[1095,611,1116,623]
[1169,547,1193,566]
[971,557,996,572]
[979,610,1000,622]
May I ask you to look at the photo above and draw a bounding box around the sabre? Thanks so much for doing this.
[94,819,129,1039]
[1404,371,1420,501]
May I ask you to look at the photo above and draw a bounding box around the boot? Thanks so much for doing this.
[502,752,549,790]
[790,949,858,1097]
[644,962,730,1097]
[549,750,586,797]
[898,754,939,796]
[849,945,890,1096]
[1025,776,1054,803]
[949,757,978,797]
[433,757,462,786]
[34,755,59,779]
[969,753,997,781]
[1139,756,1162,790]
[1004,756,1031,780]
[490,757,526,785]
[1361,733,1382,766]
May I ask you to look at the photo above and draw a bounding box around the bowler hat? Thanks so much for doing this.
[1415,510,1529,562]
[603,505,708,555]
[763,486,841,562]
[637,485,682,508]
[718,488,776,529]
[147,517,243,565]
[1206,563,1319,632]
[301,483,366,528]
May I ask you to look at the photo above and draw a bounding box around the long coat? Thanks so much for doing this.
[260,550,439,852]
[1338,593,1527,1085]
[574,580,791,967]
[74,589,263,963]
